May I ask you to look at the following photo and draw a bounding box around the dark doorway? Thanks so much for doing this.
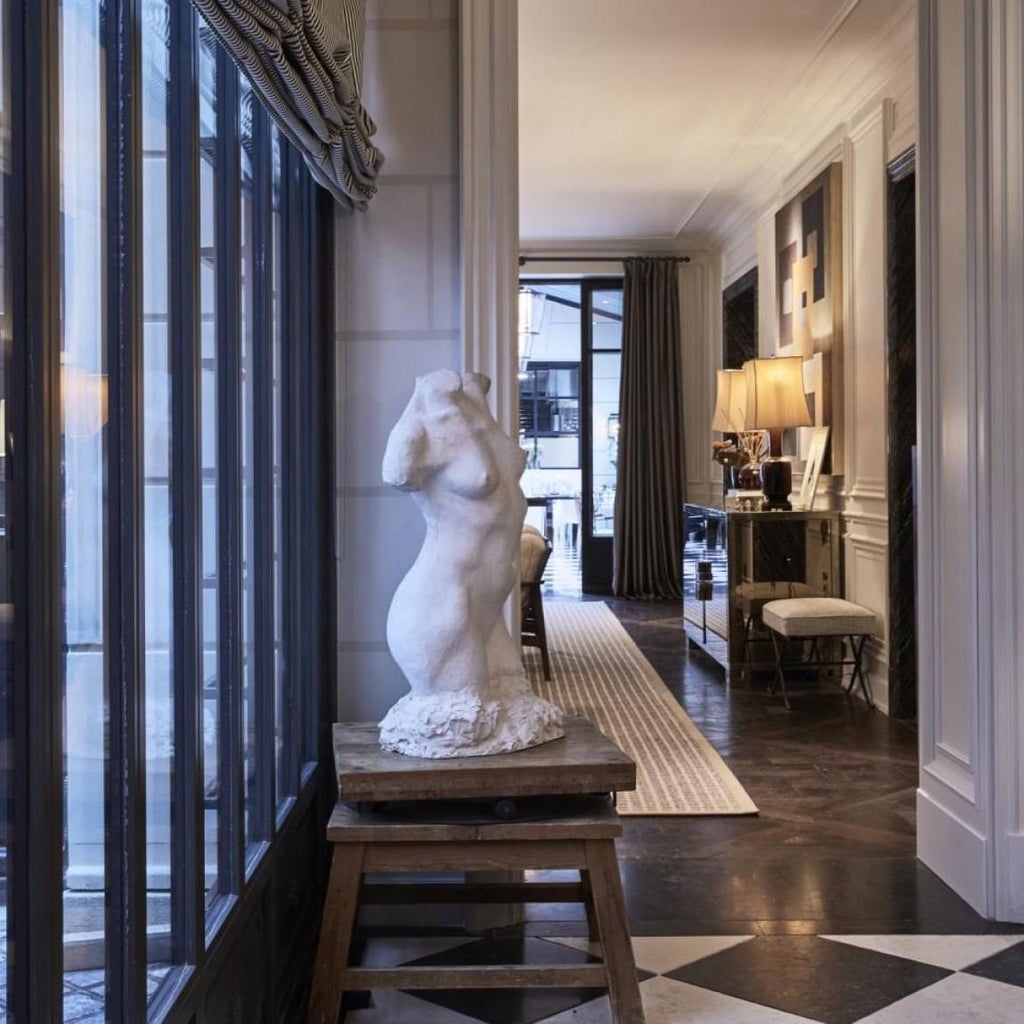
[886,149,917,719]
[723,267,758,369]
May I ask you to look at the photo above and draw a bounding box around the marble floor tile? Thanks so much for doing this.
[851,972,1024,1023]
[398,935,609,1024]
[962,937,1024,987]
[359,935,478,967]
[542,934,754,975]
[664,935,950,1024]
[535,976,821,1023]
[346,987,486,1024]
[822,934,1024,971]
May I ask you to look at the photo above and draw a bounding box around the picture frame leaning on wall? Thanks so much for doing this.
[796,426,830,510]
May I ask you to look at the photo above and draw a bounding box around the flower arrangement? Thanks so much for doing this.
[712,430,766,469]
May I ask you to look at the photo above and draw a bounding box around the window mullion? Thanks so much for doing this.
[281,146,302,799]
[214,46,245,898]
[8,0,65,1019]
[104,0,148,1018]
[251,105,276,842]
[168,0,205,970]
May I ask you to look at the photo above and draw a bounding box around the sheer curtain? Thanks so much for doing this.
[189,0,383,209]
[613,258,685,599]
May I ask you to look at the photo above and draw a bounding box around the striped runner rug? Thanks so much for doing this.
[524,601,757,816]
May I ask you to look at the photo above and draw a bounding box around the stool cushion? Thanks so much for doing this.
[762,597,877,637]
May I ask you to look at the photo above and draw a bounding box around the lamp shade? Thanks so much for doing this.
[742,356,812,429]
[710,369,747,432]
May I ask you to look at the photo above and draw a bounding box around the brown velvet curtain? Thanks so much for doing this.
[613,258,685,598]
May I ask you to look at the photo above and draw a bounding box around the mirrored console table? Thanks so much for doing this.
[683,505,840,674]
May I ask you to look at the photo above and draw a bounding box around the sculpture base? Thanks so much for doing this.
[378,677,565,759]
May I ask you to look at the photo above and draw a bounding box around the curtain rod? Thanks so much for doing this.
[518,254,691,265]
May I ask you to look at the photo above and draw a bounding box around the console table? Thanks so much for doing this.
[683,507,840,675]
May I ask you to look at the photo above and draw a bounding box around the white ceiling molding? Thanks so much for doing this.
[520,0,916,250]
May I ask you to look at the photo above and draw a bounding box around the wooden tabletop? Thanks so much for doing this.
[334,714,636,803]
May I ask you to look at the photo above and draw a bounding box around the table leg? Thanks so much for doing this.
[307,844,365,1024]
[584,839,644,1024]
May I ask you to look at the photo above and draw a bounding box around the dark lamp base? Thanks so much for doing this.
[760,458,793,511]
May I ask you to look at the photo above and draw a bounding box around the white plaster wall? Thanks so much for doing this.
[335,0,461,722]
[916,0,1024,923]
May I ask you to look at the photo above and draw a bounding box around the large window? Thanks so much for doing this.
[4,2,335,1020]
[0,0,9,1014]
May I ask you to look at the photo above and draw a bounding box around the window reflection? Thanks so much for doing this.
[0,0,9,1014]
[59,0,108,1016]
[197,16,222,918]
[142,0,174,996]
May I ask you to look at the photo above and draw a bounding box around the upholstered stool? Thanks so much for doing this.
[761,597,877,709]
[733,581,821,665]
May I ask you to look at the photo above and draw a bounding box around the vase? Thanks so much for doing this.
[737,463,761,490]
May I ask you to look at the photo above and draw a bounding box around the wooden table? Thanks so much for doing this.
[308,716,645,1024]
[333,713,636,805]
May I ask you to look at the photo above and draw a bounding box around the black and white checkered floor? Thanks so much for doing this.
[345,932,1024,1023]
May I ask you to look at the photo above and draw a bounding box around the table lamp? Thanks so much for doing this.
[742,356,812,510]
[711,369,763,489]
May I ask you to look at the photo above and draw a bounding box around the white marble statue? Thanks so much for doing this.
[378,369,565,758]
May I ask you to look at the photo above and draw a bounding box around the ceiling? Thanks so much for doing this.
[518,0,911,250]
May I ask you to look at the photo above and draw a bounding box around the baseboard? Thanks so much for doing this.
[916,788,990,917]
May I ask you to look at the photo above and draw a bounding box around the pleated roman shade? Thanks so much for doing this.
[190,0,383,209]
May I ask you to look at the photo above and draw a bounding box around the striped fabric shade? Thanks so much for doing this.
[191,0,383,210]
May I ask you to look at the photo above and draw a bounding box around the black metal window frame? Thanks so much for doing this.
[5,2,336,1021]
[518,361,582,469]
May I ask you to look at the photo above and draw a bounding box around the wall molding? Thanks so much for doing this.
[459,0,519,434]
[846,483,887,502]
[917,788,990,916]
[845,531,889,551]
[987,0,1024,922]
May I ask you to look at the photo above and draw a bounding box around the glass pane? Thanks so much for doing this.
[271,128,288,805]
[591,289,623,348]
[59,0,108,1016]
[519,284,581,509]
[240,78,258,846]
[197,16,221,917]
[590,287,622,538]
[0,0,9,1014]
[142,0,173,996]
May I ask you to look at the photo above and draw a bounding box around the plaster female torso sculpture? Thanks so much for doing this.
[379,369,565,757]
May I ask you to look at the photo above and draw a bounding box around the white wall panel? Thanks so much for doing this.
[341,334,462,486]
[431,182,461,332]
[337,494,424,644]
[846,108,888,500]
[346,183,434,333]
[361,21,457,176]
[336,648,408,722]
[924,0,979,789]
[917,0,1024,921]
[337,1,463,726]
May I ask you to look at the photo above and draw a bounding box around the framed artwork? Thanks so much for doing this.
[775,162,843,473]
[796,426,830,510]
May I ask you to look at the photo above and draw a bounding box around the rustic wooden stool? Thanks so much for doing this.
[307,799,644,1023]
[307,717,644,1023]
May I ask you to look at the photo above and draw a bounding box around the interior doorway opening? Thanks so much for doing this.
[517,278,624,594]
